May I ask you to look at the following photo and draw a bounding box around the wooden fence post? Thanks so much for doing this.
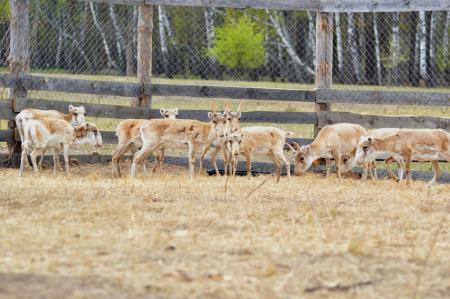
[7,0,29,155]
[136,3,153,109]
[314,12,333,136]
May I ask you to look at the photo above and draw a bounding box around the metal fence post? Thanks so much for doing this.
[314,12,333,136]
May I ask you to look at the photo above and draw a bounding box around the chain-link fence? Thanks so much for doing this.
[1,2,448,89]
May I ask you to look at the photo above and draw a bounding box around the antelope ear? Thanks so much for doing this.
[80,106,86,113]
[208,112,214,120]
[68,104,74,112]
[174,108,178,116]
[304,145,311,154]
[160,108,165,116]
[237,111,242,118]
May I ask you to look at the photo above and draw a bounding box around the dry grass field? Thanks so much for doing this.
[0,162,449,299]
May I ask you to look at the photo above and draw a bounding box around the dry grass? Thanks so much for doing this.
[1,163,449,298]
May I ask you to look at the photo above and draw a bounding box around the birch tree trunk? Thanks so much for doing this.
[347,12,362,83]
[418,11,427,86]
[162,7,173,42]
[373,13,382,85]
[414,22,420,73]
[125,5,138,76]
[29,0,39,68]
[267,11,315,77]
[205,7,215,50]
[358,14,367,83]
[55,15,63,68]
[89,2,119,71]
[391,12,400,85]
[109,4,126,65]
[158,6,169,76]
[335,12,343,82]
[79,2,88,71]
[407,12,419,87]
[444,11,450,83]
[205,7,219,78]
[307,11,315,66]
[428,11,438,87]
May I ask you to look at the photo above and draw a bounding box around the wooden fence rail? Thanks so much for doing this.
[76,0,450,12]
[0,73,316,102]
[317,89,450,106]
[318,112,450,130]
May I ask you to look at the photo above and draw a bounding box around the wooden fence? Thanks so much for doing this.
[1,0,449,181]
[0,73,448,147]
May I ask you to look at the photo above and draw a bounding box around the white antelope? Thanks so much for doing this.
[287,123,366,180]
[112,108,178,177]
[19,117,102,176]
[130,111,227,180]
[16,105,86,168]
[357,128,450,186]
[226,126,291,182]
[207,100,242,175]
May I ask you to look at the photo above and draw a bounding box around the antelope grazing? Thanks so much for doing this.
[287,123,366,180]
[19,117,102,176]
[207,100,242,175]
[344,128,404,182]
[227,126,291,182]
[112,108,178,177]
[130,112,227,180]
[358,128,450,186]
[16,105,86,168]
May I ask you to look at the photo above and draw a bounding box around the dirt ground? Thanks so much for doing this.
[0,162,449,299]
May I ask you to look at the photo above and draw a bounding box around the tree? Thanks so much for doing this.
[390,12,400,85]
[347,12,362,83]
[334,12,344,82]
[209,15,265,72]
[428,11,438,87]
[418,11,427,86]
[373,13,382,85]
[267,10,314,79]
[444,11,450,83]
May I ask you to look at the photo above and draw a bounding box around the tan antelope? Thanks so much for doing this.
[343,128,404,182]
[358,128,450,186]
[19,117,102,176]
[226,126,291,182]
[16,105,86,168]
[287,123,366,180]
[112,108,178,177]
[130,111,227,180]
[207,100,242,175]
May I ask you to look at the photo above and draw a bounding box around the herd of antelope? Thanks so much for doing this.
[15,101,450,186]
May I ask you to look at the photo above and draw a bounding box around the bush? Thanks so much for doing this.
[209,16,265,70]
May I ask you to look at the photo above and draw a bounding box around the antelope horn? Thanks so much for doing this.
[285,143,296,152]
[224,100,232,112]
[237,100,243,112]
[210,100,217,113]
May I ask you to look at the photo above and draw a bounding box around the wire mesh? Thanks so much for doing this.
[0,2,448,91]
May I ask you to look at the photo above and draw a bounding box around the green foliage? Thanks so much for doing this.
[0,0,10,21]
[209,15,265,70]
